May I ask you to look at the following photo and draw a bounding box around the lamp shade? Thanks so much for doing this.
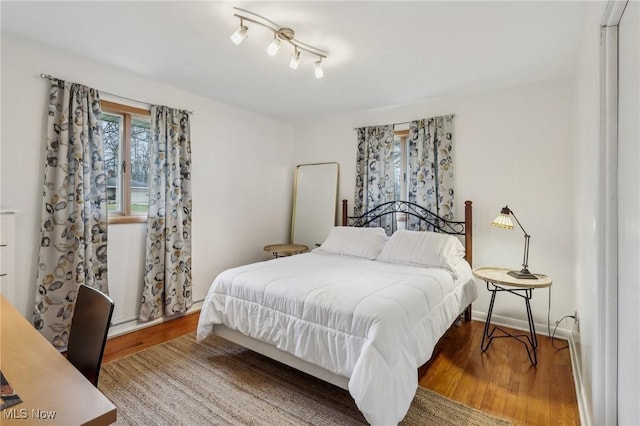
[492,207,514,229]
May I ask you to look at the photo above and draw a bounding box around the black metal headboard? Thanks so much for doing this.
[341,199,473,267]
[344,200,465,235]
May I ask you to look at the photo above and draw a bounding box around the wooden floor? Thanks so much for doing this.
[103,315,579,425]
[419,320,579,426]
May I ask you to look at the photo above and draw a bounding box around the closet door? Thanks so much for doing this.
[617,2,639,425]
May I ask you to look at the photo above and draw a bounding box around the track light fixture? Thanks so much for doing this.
[230,7,328,78]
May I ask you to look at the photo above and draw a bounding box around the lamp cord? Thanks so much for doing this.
[547,287,574,350]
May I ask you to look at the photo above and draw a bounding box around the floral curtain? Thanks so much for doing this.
[407,114,455,230]
[139,106,192,321]
[33,81,108,349]
[354,125,398,233]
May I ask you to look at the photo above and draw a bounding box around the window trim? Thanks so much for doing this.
[101,100,151,225]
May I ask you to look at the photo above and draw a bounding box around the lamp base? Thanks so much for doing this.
[508,269,538,280]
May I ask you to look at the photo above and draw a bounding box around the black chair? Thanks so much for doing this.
[66,284,115,387]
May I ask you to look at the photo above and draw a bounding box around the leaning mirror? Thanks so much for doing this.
[291,162,339,249]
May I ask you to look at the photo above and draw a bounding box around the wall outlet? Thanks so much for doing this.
[573,308,580,333]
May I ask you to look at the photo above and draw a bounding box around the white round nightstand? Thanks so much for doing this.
[472,267,553,366]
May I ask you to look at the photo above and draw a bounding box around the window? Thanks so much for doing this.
[101,100,151,224]
[393,129,409,201]
[393,128,410,227]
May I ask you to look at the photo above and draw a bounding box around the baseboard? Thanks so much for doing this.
[472,310,590,426]
[471,310,572,339]
[569,329,590,426]
[108,300,203,338]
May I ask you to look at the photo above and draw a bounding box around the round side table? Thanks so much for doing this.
[263,243,309,258]
[472,267,552,366]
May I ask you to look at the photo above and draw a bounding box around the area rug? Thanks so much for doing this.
[99,333,511,426]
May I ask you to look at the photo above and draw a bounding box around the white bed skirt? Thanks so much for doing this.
[212,324,350,390]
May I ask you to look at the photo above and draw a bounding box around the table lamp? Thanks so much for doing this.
[492,206,538,279]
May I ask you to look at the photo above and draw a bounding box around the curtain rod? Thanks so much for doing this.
[352,114,455,130]
[40,74,194,115]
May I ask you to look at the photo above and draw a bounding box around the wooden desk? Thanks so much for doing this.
[0,295,116,425]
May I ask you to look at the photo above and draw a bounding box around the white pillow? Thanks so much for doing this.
[314,226,387,259]
[376,230,465,272]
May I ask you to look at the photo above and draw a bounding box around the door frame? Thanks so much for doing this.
[598,1,627,425]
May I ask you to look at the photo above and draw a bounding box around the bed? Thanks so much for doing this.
[197,200,476,425]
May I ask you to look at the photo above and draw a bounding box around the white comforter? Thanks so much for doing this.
[197,252,477,425]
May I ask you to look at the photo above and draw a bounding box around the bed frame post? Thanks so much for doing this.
[342,199,348,226]
[464,200,473,321]
[464,201,472,267]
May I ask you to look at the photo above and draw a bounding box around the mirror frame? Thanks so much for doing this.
[291,162,339,248]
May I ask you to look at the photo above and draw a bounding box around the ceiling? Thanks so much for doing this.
[1,1,589,122]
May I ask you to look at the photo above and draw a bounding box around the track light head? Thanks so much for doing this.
[289,49,301,70]
[230,22,248,46]
[267,36,282,56]
[314,58,324,79]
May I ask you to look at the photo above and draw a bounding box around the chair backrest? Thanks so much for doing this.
[66,284,114,387]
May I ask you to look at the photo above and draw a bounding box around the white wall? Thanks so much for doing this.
[293,77,576,335]
[0,35,295,326]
